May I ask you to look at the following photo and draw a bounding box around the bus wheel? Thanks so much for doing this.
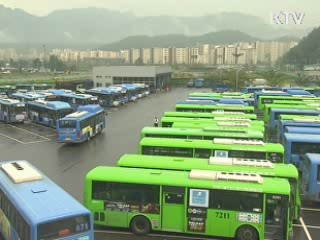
[130,216,151,235]
[87,133,91,141]
[236,226,258,240]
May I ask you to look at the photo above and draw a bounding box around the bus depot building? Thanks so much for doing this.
[93,66,172,92]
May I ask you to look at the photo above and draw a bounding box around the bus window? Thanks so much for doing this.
[151,147,193,157]
[188,136,203,140]
[37,215,90,239]
[318,166,320,181]
[210,190,263,213]
[165,192,184,204]
[214,150,228,158]
[229,150,265,159]
[195,149,211,158]
[292,142,320,154]
[59,120,76,128]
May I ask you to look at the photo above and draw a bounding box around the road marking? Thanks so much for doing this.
[23,140,51,145]
[293,224,320,229]
[0,133,25,144]
[300,217,313,240]
[301,207,320,212]
[8,124,51,141]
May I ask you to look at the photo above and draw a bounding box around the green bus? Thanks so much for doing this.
[257,95,320,111]
[279,115,320,121]
[161,116,264,130]
[163,111,257,120]
[189,92,252,98]
[117,154,300,221]
[170,122,265,136]
[141,126,264,140]
[139,138,284,163]
[175,104,255,114]
[85,166,292,240]
[263,104,320,123]
[272,100,320,107]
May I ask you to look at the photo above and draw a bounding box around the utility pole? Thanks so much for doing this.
[42,44,46,69]
[232,52,244,91]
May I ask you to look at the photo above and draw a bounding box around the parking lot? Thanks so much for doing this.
[0,88,319,240]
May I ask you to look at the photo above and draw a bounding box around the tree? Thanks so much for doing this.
[48,55,67,71]
[134,57,144,65]
[33,58,41,69]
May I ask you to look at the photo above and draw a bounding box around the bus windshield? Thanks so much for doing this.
[10,105,25,114]
[37,214,90,240]
[59,120,76,128]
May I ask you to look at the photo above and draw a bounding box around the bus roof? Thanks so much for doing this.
[163,111,257,119]
[0,161,90,224]
[86,166,290,194]
[141,127,263,138]
[285,126,320,134]
[139,137,284,152]
[62,105,103,119]
[284,133,320,142]
[304,153,320,163]
[271,108,320,114]
[77,104,103,113]
[117,154,298,178]
[28,100,72,110]
[60,92,95,99]
[0,98,23,105]
[161,117,263,125]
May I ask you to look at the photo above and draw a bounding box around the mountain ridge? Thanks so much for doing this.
[0,5,310,49]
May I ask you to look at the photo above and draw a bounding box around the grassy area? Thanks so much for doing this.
[0,72,92,86]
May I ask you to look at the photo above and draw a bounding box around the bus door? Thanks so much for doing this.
[161,186,185,232]
[265,194,289,240]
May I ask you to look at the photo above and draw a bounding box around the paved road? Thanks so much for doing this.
[0,87,319,240]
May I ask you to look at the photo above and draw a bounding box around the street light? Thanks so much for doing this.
[232,53,244,91]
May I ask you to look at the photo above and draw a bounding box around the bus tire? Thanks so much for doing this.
[236,225,258,240]
[130,216,151,235]
[87,133,91,141]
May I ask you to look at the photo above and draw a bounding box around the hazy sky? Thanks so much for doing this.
[1,0,319,25]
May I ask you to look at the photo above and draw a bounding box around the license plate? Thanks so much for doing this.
[65,138,70,141]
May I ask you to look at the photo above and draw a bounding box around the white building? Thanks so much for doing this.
[224,45,236,65]
[93,66,172,92]
[141,48,152,64]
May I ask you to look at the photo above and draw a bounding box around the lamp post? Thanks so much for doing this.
[232,53,244,91]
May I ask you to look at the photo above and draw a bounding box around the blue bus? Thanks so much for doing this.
[0,98,26,123]
[33,84,52,91]
[194,78,205,88]
[15,84,35,93]
[268,109,320,130]
[283,133,320,169]
[85,87,123,107]
[11,92,44,103]
[0,85,15,96]
[113,85,138,102]
[301,153,320,202]
[59,93,98,110]
[108,87,128,104]
[0,160,94,240]
[27,100,74,128]
[57,104,105,143]
[277,119,320,143]
[285,126,320,135]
